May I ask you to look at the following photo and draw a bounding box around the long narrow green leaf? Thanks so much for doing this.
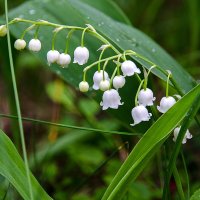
[0,129,52,200]
[102,84,200,200]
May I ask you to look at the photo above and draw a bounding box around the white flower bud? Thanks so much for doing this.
[57,53,71,67]
[130,105,152,126]
[0,25,7,37]
[121,60,141,76]
[73,46,89,65]
[14,39,26,50]
[79,81,89,92]
[138,88,156,106]
[113,75,125,89]
[28,39,41,52]
[93,70,109,90]
[100,89,123,110]
[99,80,110,91]
[157,96,176,113]
[173,126,192,144]
[47,50,60,65]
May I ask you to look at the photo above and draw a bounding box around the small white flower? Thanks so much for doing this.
[100,89,123,110]
[93,70,109,90]
[28,39,41,52]
[157,96,176,113]
[113,75,125,89]
[0,25,7,37]
[138,88,156,106]
[79,81,89,92]
[173,126,192,144]
[14,39,26,50]
[130,105,152,126]
[57,53,71,67]
[47,50,60,65]
[121,60,141,76]
[73,46,89,65]
[99,80,110,91]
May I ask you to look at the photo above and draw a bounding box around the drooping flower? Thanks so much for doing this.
[79,81,89,92]
[28,39,41,52]
[57,53,71,67]
[92,70,109,90]
[14,39,26,50]
[173,126,192,144]
[157,96,176,113]
[130,105,152,126]
[113,75,126,89]
[73,46,89,65]
[99,80,110,91]
[0,25,7,37]
[47,50,60,65]
[121,60,141,76]
[100,89,123,110]
[138,88,156,106]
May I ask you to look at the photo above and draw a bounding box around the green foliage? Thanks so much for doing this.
[102,84,200,199]
[191,189,200,200]
[0,129,52,200]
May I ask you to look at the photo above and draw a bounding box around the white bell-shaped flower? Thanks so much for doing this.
[92,70,109,90]
[79,81,89,92]
[173,126,192,144]
[73,46,89,65]
[0,25,7,37]
[113,75,126,89]
[138,88,156,106]
[121,60,141,76]
[47,50,60,65]
[100,89,123,110]
[157,96,176,113]
[57,53,71,67]
[28,39,41,52]
[14,39,26,50]
[99,80,110,91]
[130,105,152,126]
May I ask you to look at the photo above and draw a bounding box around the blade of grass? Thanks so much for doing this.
[162,92,200,199]
[173,166,185,200]
[4,1,33,199]
[0,113,139,136]
[181,151,190,200]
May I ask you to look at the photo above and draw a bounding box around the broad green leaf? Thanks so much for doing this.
[0,129,52,200]
[102,84,200,199]
[190,189,200,200]
[4,0,196,127]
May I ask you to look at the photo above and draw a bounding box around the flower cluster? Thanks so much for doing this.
[0,19,192,144]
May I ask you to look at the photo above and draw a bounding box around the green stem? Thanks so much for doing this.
[98,48,106,72]
[81,27,89,47]
[20,24,35,39]
[166,71,171,97]
[134,80,144,106]
[0,113,140,136]
[5,1,33,200]
[173,166,185,200]
[34,25,40,39]
[102,60,109,80]
[143,65,156,89]
[65,29,74,54]
[109,68,118,89]
[181,151,190,199]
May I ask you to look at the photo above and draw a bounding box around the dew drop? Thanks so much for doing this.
[152,48,156,53]
[98,23,102,27]
[18,14,24,18]
[87,16,90,19]
[29,9,36,15]
[116,38,120,42]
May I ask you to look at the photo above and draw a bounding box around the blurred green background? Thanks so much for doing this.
[0,0,199,199]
